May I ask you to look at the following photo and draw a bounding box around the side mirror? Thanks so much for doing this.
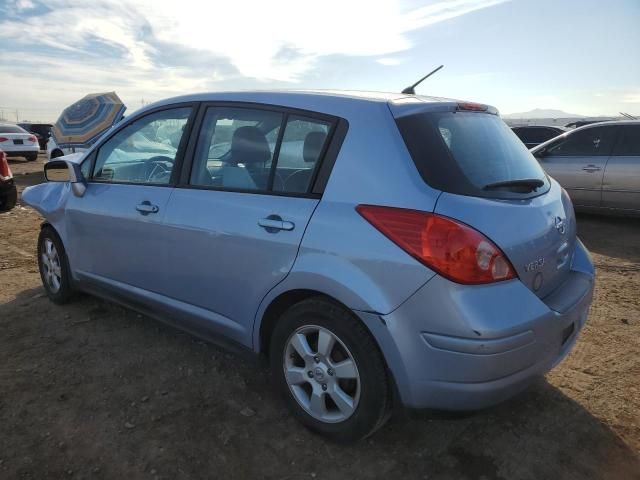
[44,160,87,197]
[44,160,70,182]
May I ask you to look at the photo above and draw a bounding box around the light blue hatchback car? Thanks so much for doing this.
[23,91,595,441]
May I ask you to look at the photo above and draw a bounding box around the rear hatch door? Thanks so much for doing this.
[393,103,576,297]
[435,184,576,298]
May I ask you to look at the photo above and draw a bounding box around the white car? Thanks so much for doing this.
[0,123,39,161]
[47,137,85,162]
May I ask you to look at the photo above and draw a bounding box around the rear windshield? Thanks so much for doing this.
[0,124,27,134]
[395,111,550,199]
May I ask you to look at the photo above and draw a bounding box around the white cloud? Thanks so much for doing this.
[15,0,36,10]
[0,50,214,121]
[0,0,512,119]
[0,0,509,82]
[377,57,404,66]
[142,0,509,80]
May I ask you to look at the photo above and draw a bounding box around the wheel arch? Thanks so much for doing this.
[257,288,331,357]
[40,221,63,241]
[39,221,62,241]
[253,269,395,355]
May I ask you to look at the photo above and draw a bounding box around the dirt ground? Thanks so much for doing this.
[1,154,639,480]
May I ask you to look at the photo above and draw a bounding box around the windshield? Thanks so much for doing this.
[395,111,550,199]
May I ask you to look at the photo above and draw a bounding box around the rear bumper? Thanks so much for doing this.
[5,147,39,156]
[356,239,595,410]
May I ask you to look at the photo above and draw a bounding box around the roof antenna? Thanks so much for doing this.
[620,112,637,120]
[401,65,444,95]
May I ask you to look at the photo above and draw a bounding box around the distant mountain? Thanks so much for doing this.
[502,108,584,119]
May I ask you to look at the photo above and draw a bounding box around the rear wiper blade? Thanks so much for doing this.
[483,178,545,191]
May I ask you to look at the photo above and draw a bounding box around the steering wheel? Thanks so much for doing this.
[145,155,174,183]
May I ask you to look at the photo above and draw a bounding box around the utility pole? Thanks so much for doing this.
[15,109,19,122]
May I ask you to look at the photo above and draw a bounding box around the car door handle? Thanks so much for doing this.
[136,201,159,215]
[582,165,601,172]
[258,216,295,232]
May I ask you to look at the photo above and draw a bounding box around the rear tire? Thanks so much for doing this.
[0,187,17,212]
[37,227,75,304]
[270,297,391,442]
[26,154,38,162]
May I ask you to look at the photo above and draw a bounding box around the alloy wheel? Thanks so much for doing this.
[41,238,62,293]
[283,325,361,423]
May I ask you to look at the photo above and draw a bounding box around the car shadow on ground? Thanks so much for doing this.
[6,157,35,163]
[577,212,640,263]
[1,287,639,480]
[11,169,45,191]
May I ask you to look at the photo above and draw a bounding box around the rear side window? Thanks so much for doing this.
[396,111,550,198]
[190,107,283,191]
[190,107,333,194]
[273,116,331,194]
[612,125,640,156]
[546,126,615,156]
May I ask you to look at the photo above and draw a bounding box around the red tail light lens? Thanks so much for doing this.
[356,205,517,284]
[0,137,8,143]
[457,102,488,112]
[0,151,12,179]
[28,135,37,143]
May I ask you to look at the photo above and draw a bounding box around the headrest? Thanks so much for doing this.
[230,126,271,164]
[303,131,327,164]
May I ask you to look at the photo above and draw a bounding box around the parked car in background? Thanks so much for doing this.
[18,123,53,150]
[46,136,83,162]
[565,120,608,129]
[511,125,566,149]
[532,120,640,216]
[23,91,594,442]
[0,124,39,161]
[0,150,17,212]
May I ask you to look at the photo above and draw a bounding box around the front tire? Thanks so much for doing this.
[270,297,391,442]
[37,227,75,304]
[26,154,38,162]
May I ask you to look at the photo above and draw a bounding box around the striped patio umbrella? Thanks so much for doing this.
[52,92,126,149]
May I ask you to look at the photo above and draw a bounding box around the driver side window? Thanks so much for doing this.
[545,126,615,157]
[92,107,192,185]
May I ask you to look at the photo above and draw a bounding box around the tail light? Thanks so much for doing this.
[0,137,8,143]
[457,102,488,112]
[0,151,12,180]
[356,205,517,284]
[28,135,37,143]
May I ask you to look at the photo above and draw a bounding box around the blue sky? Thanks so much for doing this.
[0,0,638,122]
